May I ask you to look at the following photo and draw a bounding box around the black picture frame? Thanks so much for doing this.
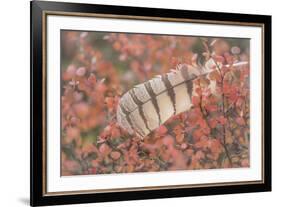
[31,1,271,206]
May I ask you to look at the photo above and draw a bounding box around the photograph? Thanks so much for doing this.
[30,1,271,205]
[61,31,250,176]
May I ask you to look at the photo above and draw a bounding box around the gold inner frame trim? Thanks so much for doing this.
[42,10,265,197]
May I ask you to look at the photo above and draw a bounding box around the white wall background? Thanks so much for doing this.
[0,0,277,206]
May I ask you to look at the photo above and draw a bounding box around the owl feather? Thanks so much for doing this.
[116,59,248,138]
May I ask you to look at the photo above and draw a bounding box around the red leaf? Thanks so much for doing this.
[209,70,221,82]
[236,117,246,126]
[110,151,121,160]
[76,67,86,77]
[218,116,227,125]
[205,104,218,112]
[192,96,200,106]
[99,143,112,156]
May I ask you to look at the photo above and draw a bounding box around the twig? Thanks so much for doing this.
[197,80,211,129]
[199,38,234,167]
[214,61,233,167]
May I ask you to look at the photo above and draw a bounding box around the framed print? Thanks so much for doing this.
[30,1,271,206]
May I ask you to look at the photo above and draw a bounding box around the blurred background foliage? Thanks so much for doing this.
[61,31,250,175]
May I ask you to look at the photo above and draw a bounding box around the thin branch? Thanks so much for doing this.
[197,80,211,129]
[214,61,233,167]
